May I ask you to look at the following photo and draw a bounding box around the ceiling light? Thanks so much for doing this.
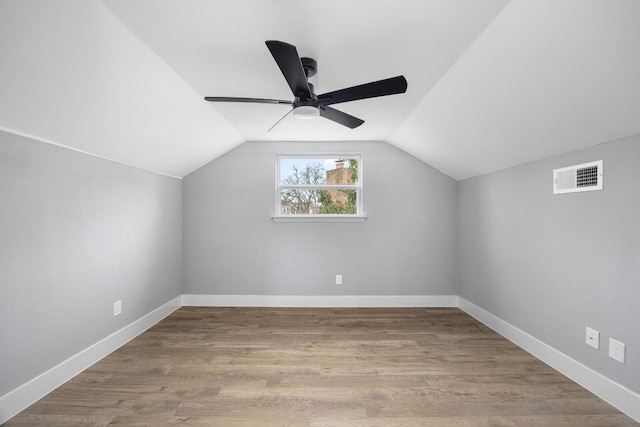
[292,105,320,119]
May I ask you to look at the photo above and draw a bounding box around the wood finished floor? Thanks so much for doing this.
[5,307,638,426]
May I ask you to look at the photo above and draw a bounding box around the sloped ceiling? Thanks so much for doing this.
[1,0,638,180]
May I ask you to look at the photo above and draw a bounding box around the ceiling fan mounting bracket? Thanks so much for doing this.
[300,57,317,78]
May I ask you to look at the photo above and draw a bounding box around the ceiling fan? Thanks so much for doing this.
[204,40,408,129]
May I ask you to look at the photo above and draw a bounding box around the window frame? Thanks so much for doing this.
[273,153,366,222]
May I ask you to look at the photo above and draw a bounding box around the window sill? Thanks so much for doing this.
[271,215,368,223]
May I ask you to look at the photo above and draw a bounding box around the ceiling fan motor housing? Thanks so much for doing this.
[294,81,318,109]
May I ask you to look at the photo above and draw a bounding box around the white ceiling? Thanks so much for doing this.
[1,0,639,180]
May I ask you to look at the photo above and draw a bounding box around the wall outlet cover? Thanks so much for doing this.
[609,338,625,363]
[113,300,122,317]
[585,327,599,350]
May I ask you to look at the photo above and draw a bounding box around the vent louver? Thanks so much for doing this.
[553,160,603,194]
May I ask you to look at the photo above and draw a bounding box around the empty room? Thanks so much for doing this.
[1,0,639,425]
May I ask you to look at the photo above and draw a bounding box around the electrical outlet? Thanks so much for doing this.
[113,300,122,317]
[336,274,342,285]
[609,338,625,363]
[585,327,599,350]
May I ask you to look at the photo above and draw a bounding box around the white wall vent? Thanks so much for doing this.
[553,160,603,194]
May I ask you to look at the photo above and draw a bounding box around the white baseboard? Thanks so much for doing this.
[0,296,182,424]
[181,294,459,308]
[458,297,640,423]
[3,294,638,424]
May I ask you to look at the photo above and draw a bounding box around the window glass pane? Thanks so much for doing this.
[318,189,358,214]
[279,189,358,215]
[280,188,322,214]
[279,157,358,185]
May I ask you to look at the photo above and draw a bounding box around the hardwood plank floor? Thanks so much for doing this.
[5,307,638,426]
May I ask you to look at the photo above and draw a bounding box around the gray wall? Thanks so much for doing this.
[183,141,458,296]
[0,131,183,396]
[5,128,636,399]
[458,134,640,393]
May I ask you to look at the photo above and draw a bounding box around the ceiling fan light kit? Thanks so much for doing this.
[292,105,320,119]
[204,40,407,129]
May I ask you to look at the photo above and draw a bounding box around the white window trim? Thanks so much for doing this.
[273,153,366,222]
[271,215,367,223]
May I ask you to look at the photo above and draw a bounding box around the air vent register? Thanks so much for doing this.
[553,160,603,194]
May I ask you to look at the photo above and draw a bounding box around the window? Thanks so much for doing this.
[274,154,365,221]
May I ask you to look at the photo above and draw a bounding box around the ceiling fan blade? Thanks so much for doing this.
[204,96,292,105]
[319,106,364,129]
[265,40,311,99]
[317,75,407,106]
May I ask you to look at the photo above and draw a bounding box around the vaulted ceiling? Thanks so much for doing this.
[1,0,639,180]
